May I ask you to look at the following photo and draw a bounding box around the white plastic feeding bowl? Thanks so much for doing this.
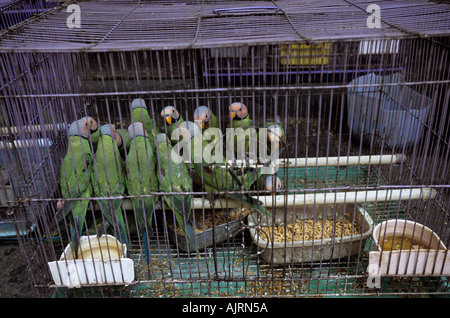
[48,235,134,287]
[369,219,449,276]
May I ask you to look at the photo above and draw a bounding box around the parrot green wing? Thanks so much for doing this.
[54,137,93,257]
[126,136,159,264]
[206,112,220,130]
[190,136,255,192]
[56,137,92,221]
[117,128,131,153]
[132,108,161,144]
[126,136,158,231]
[60,137,93,201]
[227,115,252,129]
[69,186,92,258]
[166,114,184,142]
[189,134,271,218]
[92,135,129,249]
[156,138,196,243]
[90,129,99,152]
[241,116,253,128]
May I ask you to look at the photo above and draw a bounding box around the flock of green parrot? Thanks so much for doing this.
[52,98,284,261]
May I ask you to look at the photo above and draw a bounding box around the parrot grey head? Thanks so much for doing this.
[265,175,282,192]
[160,105,180,126]
[131,98,147,110]
[155,133,170,146]
[179,120,201,141]
[128,122,148,140]
[193,106,211,129]
[82,116,98,133]
[68,117,94,139]
[99,124,123,148]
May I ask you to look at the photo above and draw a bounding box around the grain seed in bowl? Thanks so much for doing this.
[259,218,360,243]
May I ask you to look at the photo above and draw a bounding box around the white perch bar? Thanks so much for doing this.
[0,123,67,135]
[0,138,53,149]
[192,188,436,209]
[276,154,406,167]
[228,154,406,168]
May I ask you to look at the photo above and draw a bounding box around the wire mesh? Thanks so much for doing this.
[0,0,449,51]
[0,0,59,30]
[0,0,449,298]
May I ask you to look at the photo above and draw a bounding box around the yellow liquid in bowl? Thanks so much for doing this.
[380,235,429,251]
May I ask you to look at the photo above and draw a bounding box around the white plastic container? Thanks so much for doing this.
[369,219,450,276]
[347,73,431,148]
[48,235,134,287]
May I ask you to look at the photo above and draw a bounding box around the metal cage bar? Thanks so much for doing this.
[0,0,449,298]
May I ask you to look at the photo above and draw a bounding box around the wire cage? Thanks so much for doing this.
[0,0,449,298]
[0,0,59,30]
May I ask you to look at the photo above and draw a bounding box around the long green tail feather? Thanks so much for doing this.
[97,197,130,252]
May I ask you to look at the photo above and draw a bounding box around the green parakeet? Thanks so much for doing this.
[117,128,130,150]
[55,117,97,258]
[91,125,130,157]
[125,122,159,264]
[154,132,197,245]
[90,127,99,150]
[179,121,271,218]
[116,127,131,158]
[160,105,184,143]
[91,124,130,251]
[180,121,255,191]
[227,102,253,156]
[131,98,161,144]
[227,102,252,129]
[193,105,219,131]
